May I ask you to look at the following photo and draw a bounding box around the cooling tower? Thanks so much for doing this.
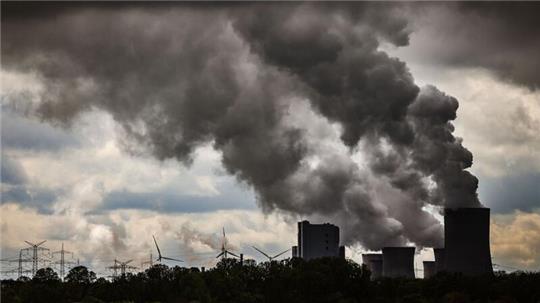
[444,207,493,275]
[362,253,383,279]
[423,261,436,279]
[434,248,446,273]
[382,247,416,278]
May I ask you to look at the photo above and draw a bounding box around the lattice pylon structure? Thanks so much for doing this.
[22,241,50,277]
[2,249,33,279]
[107,259,137,279]
[141,253,153,270]
[52,243,75,281]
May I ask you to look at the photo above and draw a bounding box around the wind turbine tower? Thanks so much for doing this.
[216,227,239,260]
[152,236,183,264]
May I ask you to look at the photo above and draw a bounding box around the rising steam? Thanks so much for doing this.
[1,3,481,250]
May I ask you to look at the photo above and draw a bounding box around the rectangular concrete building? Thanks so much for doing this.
[296,221,344,260]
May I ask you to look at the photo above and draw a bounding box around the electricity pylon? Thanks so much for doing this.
[141,253,153,270]
[52,243,75,281]
[108,259,137,278]
[23,241,49,276]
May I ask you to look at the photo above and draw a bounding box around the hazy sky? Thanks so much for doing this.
[1,2,539,276]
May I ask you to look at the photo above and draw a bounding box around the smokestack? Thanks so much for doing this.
[382,247,416,278]
[444,208,493,275]
[423,261,436,279]
[433,248,446,273]
[362,253,383,280]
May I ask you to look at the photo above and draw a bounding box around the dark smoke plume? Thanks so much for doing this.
[1,2,481,250]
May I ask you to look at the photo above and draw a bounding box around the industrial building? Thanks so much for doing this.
[293,207,492,278]
[423,261,436,279]
[292,221,345,260]
[434,248,446,273]
[362,253,383,279]
[382,247,416,278]
[443,207,493,275]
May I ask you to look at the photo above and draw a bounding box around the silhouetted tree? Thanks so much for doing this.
[65,266,97,284]
[1,259,539,303]
[33,268,60,283]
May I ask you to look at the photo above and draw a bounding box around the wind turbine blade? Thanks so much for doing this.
[125,260,133,265]
[227,251,239,258]
[152,235,162,258]
[216,252,224,259]
[36,240,47,247]
[272,249,291,259]
[252,246,271,259]
[24,241,35,247]
[162,256,183,262]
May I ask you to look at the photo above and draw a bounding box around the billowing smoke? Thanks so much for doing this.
[2,2,481,250]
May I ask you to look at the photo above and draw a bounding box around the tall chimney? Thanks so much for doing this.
[444,207,493,275]
[382,247,416,278]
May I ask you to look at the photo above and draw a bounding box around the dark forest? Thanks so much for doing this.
[2,258,539,303]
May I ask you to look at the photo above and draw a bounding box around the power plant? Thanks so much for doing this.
[1,208,495,280]
[423,261,436,279]
[443,207,493,275]
[382,247,416,278]
[292,221,345,260]
[433,248,446,273]
[362,254,383,279]
[360,207,494,279]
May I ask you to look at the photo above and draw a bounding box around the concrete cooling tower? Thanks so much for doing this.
[444,208,493,275]
[434,248,446,273]
[423,261,436,279]
[362,253,383,279]
[382,247,416,278]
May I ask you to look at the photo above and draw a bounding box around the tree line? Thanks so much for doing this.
[1,257,539,303]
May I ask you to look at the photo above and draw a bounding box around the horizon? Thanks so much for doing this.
[1,1,539,280]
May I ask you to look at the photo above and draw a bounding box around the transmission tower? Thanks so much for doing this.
[52,243,75,281]
[107,259,137,278]
[141,253,153,270]
[23,240,50,276]
[3,249,32,279]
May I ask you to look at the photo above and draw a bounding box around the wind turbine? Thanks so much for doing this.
[152,235,183,263]
[216,227,239,260]
[252,246,290,262]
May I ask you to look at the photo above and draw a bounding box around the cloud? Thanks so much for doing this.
[1,154,60,214]
[1,107,80,152]
[97,187,255,214]
[0,204,297,275]
[0,2,486,251]
[492,211,540,271]
[1,154,28,185]
[399,2,540,90]
[480,173,540,214]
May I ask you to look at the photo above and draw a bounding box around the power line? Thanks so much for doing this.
[52,243,76,281]
[22,241,50,277]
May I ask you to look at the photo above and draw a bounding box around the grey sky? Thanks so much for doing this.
[1,2,539,272]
